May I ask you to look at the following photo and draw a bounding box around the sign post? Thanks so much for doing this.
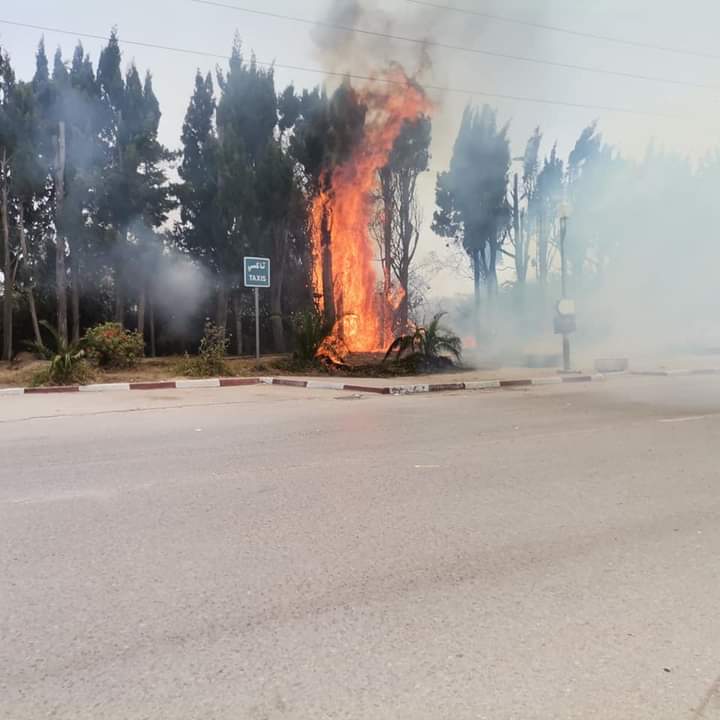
[243,257,271,364]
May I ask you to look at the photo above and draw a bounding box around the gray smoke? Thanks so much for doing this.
[311,0,445,80]
[151,250,212,341]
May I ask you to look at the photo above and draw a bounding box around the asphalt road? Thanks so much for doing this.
[2,377,720,719]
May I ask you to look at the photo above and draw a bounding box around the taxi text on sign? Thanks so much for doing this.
[244,257,271,288]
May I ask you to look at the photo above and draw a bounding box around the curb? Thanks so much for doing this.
[0,374,605,398]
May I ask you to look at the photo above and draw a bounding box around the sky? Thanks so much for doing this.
[2,0,719,296]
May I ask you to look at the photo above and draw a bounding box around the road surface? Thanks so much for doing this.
[2,376,720,719]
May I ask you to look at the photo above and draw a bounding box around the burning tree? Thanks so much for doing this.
[287,68,432,356]
[284,82,366,332]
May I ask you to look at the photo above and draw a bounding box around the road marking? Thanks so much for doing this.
[659,415,713,423]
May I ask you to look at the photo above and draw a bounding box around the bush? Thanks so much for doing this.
[28,321,94,386]
[292,308,333,364]
[384,312,462,371]
[179,321,229,377]
[31,360,93,387]
[85,323,144,368]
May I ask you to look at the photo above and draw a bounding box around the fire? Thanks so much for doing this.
[310,68,432,354]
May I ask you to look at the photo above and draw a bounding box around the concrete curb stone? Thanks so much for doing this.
[0,371,611,399]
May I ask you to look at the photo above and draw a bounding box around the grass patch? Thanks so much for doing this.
[29,360,94,387]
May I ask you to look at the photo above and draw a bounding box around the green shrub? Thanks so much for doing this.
[179,321,229,377]
[384,312,462,371]
[31,360,93,387]
[28,321,94,386]
[292,308,333,364]
[85,322,144,368]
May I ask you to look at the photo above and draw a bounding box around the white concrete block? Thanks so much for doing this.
[531,376,562,386]
[464,380,501,391]
[306,381,346,391]
[175,379,221,389]
[79,383,131,393]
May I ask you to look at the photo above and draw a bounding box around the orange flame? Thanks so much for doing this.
[311,68,432,353]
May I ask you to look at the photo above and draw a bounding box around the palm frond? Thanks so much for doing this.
[25,339,53,360]
[435,337,463,362]
[384,334,417,362]
[38,320,65,353]
[386,312,462,368]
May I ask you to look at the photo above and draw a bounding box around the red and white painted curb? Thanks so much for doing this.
[0,374,606,398]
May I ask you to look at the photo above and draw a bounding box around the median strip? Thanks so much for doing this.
[0,373,612,399]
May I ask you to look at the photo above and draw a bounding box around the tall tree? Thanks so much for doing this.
[566,123,628,278]
[7,79,47,349]
[132,70,174,335]
[177,69,221,297]
[51,48,70,343]
[433,105,510,334]
[284,81,366,327]
[0,47,49,358]
[62,42,104,342]
[213,39,277,333]
[255,139,299,351]
[0,48,16,360]
[96,32,172,327]
[377,115,431,331]
[95,30,127,323]
[534,143,564,284]
[511,126,541,286]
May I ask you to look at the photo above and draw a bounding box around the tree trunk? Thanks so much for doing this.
[512,173,525,284]
[114,278,125,325]
[149,294,156,358]
[472,247,481,344]
[113,227,126,326]
[17,205,43,348]
[538,214,548,285]
[232,292,243,356]
[271,229,287,353]
[320,202,336,328]
[70,245,80,344]
[488,242,498,297]
[1,151,12,361]
[380,168,395,340]
[55,121,68,345]
[380,168,393,298]
[398,262,410,333]
[27,288,42,347]
[216,282,228,332]
[137,285,146,337]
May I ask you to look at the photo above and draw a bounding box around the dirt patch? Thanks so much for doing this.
[0,360,50,389]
